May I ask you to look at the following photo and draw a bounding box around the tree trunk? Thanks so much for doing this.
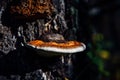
[0,0,76,80]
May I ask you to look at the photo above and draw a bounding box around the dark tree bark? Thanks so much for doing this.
[0,0,76,80]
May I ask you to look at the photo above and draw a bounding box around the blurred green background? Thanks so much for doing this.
[68,0,120,80]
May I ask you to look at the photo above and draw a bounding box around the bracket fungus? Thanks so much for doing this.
[1,0,86,56]
[9,0,55,20]
[26,36,86,56]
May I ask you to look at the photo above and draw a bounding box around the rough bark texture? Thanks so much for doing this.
[0,0,75,80]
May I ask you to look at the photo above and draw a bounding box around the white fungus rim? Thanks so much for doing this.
[26,43,86,54]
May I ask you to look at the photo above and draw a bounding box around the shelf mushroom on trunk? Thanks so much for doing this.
[0,0,86,80]
[26,34,86,56]
[2,0,86,56]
